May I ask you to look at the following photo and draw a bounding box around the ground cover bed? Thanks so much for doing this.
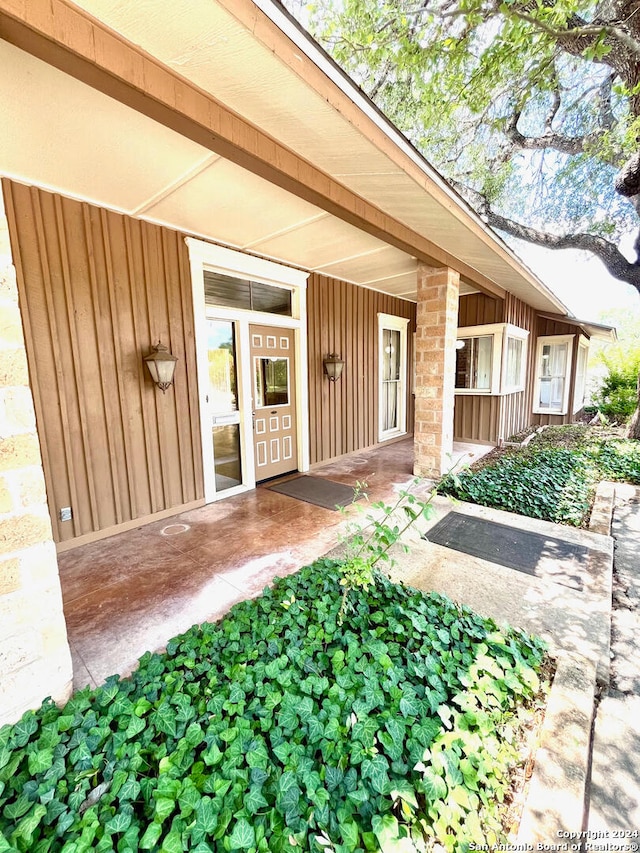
[0,560,549,853]
[439,425,640,526]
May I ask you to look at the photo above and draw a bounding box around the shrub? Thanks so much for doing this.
[593,348,640,421]
[0,561,548,853]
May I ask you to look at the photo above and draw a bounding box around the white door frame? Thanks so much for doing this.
[186,239,310,503]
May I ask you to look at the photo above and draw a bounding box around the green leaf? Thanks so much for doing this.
[11,713,38,747]
[399,695,420,717]
[140,822,163,849]
[27,747,53,775]
[161,829,184,853]
[13,804,47,846]
[104,810,132,834]
[421,767,447,801]
[340,819,360,850]
[195,796,218,836]
[244,787,269,815]
[229,818,256,850]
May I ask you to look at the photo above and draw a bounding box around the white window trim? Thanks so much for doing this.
[502,325,530,393]
[186,238,309,502]
[455,323,529,396]
[378,313,409,441]
[533,334,575,416]
[573,335,590,414]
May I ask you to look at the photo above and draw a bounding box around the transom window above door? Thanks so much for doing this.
[204,270,292,316]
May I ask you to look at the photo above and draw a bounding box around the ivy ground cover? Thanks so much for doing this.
[439,425,640,527]
[0,560,548,853]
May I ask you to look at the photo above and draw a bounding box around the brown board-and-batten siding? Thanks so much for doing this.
[3,180,203,548]
[307,274,416,466]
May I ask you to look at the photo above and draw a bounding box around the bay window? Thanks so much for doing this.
[455,323,529,395]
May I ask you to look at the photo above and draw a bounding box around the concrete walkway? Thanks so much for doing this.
[587,484,640,832]
[389,496,613,684]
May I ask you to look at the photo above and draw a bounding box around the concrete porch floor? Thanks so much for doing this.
[59,438,491,690]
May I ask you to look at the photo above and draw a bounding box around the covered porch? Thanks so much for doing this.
[59,438,489,691]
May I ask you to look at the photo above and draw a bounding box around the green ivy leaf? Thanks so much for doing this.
[229,817,256,850]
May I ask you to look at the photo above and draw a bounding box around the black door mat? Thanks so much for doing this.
[424,512,587,591]
[268,475,358,510]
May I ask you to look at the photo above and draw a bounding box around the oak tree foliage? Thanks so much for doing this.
[284,0,640,291]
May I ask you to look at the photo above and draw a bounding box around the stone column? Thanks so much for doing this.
[414,264,460,479]
[0,189,73,726]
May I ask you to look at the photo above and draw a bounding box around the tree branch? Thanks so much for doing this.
[450,180,640,291]
[505,110,588,154]
[508,8,640,62]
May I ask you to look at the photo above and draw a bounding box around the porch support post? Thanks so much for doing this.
[414,263,460,478]
[0,189,73,725]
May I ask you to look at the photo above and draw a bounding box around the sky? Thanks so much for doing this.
[512,241,640,324]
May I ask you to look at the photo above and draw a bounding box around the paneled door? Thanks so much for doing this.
[250,325,297,480]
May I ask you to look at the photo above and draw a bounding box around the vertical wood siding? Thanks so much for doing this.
[307,274,416,465]
[4,180,203,545]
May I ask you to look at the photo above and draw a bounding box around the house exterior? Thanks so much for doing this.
[0,0,613,723]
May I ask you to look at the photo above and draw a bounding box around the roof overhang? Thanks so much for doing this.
[538,314,618,342]
[0,0,571,313]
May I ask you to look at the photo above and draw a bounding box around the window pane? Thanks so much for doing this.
[213,424,242,492]
[382,381,399,431]
[475,336,492,390]
[455,336,492,390]
[255,357,289,407]
[383,329,401,380]
[204,271,292,316]
[204,271,251,310]
[538,341,568,410]
[506,337,523,388]
[455,338,472,388]
[208,320,237,412]
[251,282,292,315]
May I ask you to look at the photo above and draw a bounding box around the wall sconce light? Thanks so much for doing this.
[144,341,178,393]
[323,353,345,382]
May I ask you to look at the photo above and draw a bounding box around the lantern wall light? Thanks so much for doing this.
[323,353,345,382]
[144,341,178,393]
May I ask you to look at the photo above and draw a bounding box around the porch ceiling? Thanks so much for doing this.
[64,0,567,313]
[2,38,463,300]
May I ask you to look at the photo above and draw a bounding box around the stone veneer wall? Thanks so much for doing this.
[0,191,72,726]
[413,264,460,478]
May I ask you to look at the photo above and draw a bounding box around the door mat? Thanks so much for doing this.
[268,475,358,510]
[424,512,587,591]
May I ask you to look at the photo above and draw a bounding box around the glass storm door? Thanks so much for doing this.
[207,319,243,493]
[250,325,297,480]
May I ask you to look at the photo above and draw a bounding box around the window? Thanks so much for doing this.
[573,337,589,414]
[378,313,409,440]
[204,271,292,316]
[455,335,492,390]
[455,324,529,395]
[533,335,574,414]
